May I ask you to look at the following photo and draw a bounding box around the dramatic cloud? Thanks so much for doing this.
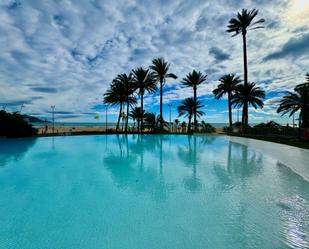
[0,0,308,124]
[209,47,230,62]
[264,33,309,61]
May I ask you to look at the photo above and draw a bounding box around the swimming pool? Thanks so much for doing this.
[0,135,308,249]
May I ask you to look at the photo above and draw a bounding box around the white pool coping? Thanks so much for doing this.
[226,136,309,181]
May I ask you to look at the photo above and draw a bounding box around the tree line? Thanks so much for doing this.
[103,8,309,134]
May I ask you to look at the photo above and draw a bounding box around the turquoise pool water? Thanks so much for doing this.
[0,135,308,249]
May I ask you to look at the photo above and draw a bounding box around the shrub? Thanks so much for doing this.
[0,110,37,138]
[200,122,216,133]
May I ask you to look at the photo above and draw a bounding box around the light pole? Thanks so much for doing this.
[51,105,55,134]
[168,103,172,132]
[237,108,240,123]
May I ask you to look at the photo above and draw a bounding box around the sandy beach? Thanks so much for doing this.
[37,126,109,135]
[37,125,224,135]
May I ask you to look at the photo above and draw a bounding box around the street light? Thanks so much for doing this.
[51,105,55,134]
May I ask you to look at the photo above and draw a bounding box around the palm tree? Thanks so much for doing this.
[103,81,126,131]
[181,121,187,133]
[231,82,265,125]
[132,67,156,132]
[112,73,136,132]
[174,118,180,132]
[144,112,168,132]
[277,84,309,139]
[182,70,207,131]
[227,9,265,126]
[129,107,145,132]
[213,74,242,127]
[150,58,177,129]
[178,98,205,133]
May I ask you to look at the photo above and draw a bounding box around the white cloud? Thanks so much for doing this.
[0,0,307,122]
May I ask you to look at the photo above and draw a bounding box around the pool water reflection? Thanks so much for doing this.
[0,135,308,249]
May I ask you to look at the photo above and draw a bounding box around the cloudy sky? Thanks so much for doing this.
[0,0,308,124]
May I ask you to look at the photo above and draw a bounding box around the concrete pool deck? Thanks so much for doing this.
[227,136,309,181]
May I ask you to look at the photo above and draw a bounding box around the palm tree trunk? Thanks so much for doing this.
[137,119,140,133]
[160,80,163,130]
[125,99,129,133]
[188,115,192,134]
[244,101,248,126]
[141,94,144,133]
[228,92,232,127]
[193,85,197,132]
[116,103,122,132]
[242,32,249,126]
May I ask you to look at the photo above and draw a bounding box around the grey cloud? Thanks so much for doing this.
[0,96,44,107]
[209,47,230,62]
[30,87,58,93]
[264,33,309,61]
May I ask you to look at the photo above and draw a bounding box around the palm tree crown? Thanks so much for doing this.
[132,67,156,96]
[150,57,177,129]
[182,70,207,88]
[231,82,265,125]
[144,112,168,132]
[213,74,242,99]
[227,8,265,36]
[182,70,207,131]
[213,74,242,127]
[178,97,205,133]
[132,67,156,132]
[277,84,309,128]
[129,107,145,132]
[104,80,128,131]
[112,73,137,132]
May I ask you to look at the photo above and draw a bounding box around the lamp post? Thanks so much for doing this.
[168,103,172,132]
[51,105,55,134]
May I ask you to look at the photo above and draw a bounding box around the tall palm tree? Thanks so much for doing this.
[178,98,205,133]
[150,58,177,129]
[182,70,207,131]
[112,73,136,132]
[129,107,145,133]
[103,81,126,131]
[231,82,265,125]
[277,84,309,139]
[132,67,156,132]
[227,9,265,126]
[213,74,242,127]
